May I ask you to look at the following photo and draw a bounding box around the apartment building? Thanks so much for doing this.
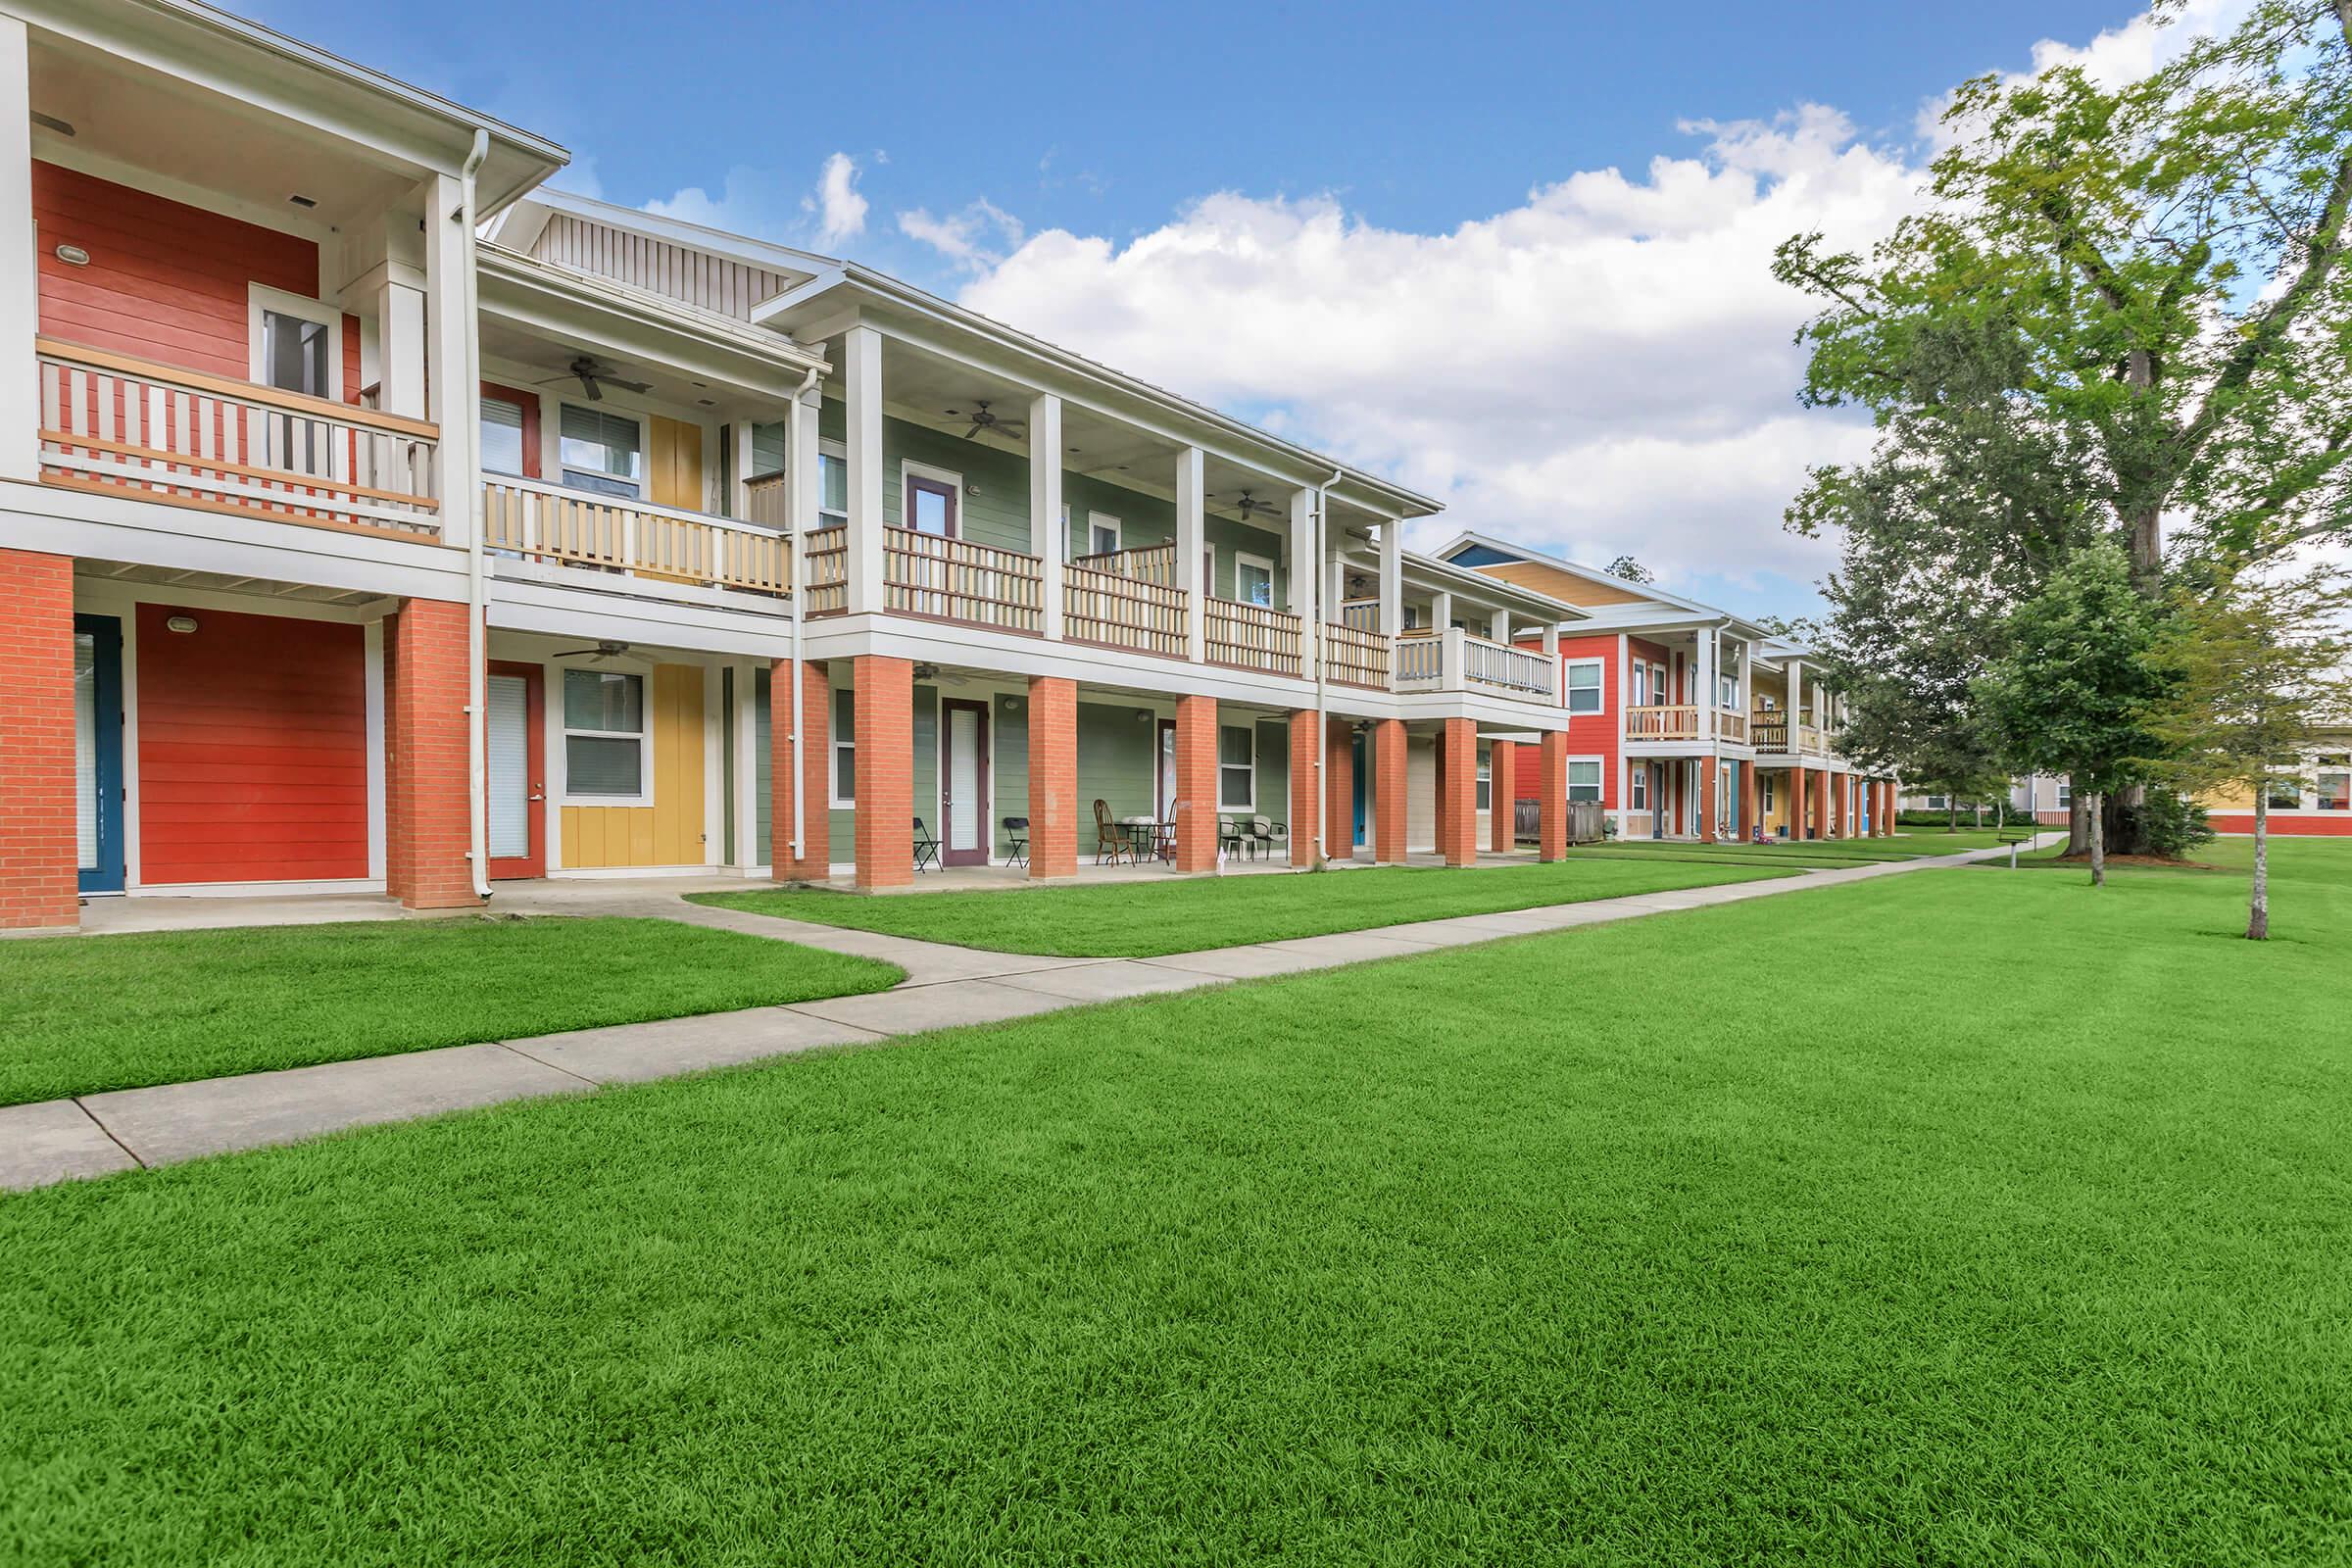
[1435,534,1899,842]
[0,0,1594,930]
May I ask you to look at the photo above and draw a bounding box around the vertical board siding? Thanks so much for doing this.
[533,214,793,318]
[133,604,368,883]
[561,662,706,867]
[992,691,1030,858]
[33,163,358,396]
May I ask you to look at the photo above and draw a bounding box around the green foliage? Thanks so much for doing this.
[1977,542,2169,794]
[2123,788,2218,858]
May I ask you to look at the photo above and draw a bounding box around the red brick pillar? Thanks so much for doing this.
[1695,758,1718,844]
[1538,730,1567,860]
[1288,710,1319,867]
[1432,729,1451,852]
[1740,760,1759,842]
[383,598,480,909]
[1790,767,1809,841]
[787,661,831,880]
[1810,768,1829,841]
[1028,676,1078,879]
[1438,718,1477,866]
[1372,718,1407,862]
[1173,694,1218,872]
[852,655,912,890]
[1324,717,1354,863]
[0,550,79,929]
[1489,740,1516,854]
[1880,781,1893,837]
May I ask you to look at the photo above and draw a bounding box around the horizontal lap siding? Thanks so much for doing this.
[561,663,704,868]
[134,605,368,883]
[33,163,350,386]
[1526,633,1621,808]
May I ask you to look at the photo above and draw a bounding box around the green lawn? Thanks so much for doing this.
[5,845,2348,1562]
[0,917,901,1106]
[690,856,1799,956]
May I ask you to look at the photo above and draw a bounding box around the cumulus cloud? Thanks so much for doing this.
[640,152,869,249]
[808,152,868,245]
[898,199,1026,271]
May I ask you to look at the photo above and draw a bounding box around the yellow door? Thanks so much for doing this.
[642,416,708,583]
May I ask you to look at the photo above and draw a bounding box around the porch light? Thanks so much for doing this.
[53,244,89,267]
[166,615,199,634]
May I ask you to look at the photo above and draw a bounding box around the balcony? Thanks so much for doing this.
[1067,544,1186,658]
[37,339,441,540]
[1716,709,1748,744]
[1627,705,1699,740]
[799,527,1046,631]
[1323,619,1392,689]
[1749,715,1827,755]
[1395,628,1556,703]
[481,477,790,595]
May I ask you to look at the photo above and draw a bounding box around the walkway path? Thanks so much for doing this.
[0,837,2058,1191]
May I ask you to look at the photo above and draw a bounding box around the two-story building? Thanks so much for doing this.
[1434,533,1898,842]
[0,0,1592,930]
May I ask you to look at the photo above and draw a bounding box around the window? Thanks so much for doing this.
[1476,747,1492,811]
[1652,663,1668,705]
[1629,766,1648,810]
[2266,778,2304,809]
[2318,766,2350,810]
[819,443,848,528]
[1564,659,1603,715]
[1632,662,1648,706]
[2056,781,2074,808]
[831,688,856,807]
[904,463,960,536]
[1218,725,1254,808]
[481,393,526,477]
[249,286,341,401]
[563,669,646,800]
[561,405,642,498]
[1202,547,1218,596]
[1402,604,1423,630]
[1235,553,1275,608]
[1087,512,1121,556]
[1566,759,1602,803]
[1926,794,1948,810]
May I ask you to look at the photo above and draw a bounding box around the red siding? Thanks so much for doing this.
[2209,813,2352,836]
[1516,633,1623,808]
[135,605,369,884]
[35,162,359,400]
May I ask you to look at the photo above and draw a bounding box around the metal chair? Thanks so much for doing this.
[911,816,940,872]
[1002,816,1029,868]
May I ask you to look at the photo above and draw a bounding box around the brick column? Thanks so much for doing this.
[1288,710,1319,867]
[1372,718,1407,862]
[1880,781,1893,837]
[1173,694,1217,872]
[1740,760,1759,843]
[1324,717,1354,863]
[767,659,797,881]
[0,549,78,929]
[1810,768,1829,841]
[1695,757,1718,844]
[384,597,480,909]
[1432,728,1451,853]
[1489,739,1516,854]
[852,655,912,890]
[790,660,831,879]
[1028,675,1078,879]
[1790,766,1809,841]
[1438,718,1477,866]
[1538,730,1567,861]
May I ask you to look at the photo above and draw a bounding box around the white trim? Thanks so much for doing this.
[701,662,724,867]
[543,864,721,881]
[120,604,142,891]
[557,663,655,807]
[816,436,849,529]
[246,283,345,402]
[899,458,963,536]
[1085,510,1122,556]
[1563,657,1604,715]
[555,398,650,500]
[1564,753,1604,804]
[1216,720,1255,811]
[830,683,857,808]
[1233,549,1276,608]
[124,877,386,899]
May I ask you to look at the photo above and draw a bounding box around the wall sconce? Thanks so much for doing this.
[54,243,90,267]
[166,614,199,634]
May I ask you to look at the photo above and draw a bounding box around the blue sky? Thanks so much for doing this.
[254,0,2159,620]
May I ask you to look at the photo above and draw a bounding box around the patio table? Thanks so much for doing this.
[1116,815,1164,860]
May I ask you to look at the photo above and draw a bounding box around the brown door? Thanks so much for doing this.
[485,661,545,879]
[941,699,991,866]
[906,473,958,536]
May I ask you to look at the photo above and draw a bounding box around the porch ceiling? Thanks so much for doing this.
[74,560,386,608]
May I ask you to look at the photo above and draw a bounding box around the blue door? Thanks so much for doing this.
[75,613,124,894]
[1351,732,1367,847]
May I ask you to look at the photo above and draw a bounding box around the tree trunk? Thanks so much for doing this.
[2088,791,2107,887]
[2250,791,2270,941]
[1947,800,1959,832]
[2109,781,2153,857]
[2067,780,2089,856]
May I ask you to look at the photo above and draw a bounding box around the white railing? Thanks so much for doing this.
[1461,634,1554,700]
[1395,633,1446,689]
[37,338,440,537]
[482,477,790,595]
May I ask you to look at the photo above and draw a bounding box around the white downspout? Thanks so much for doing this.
[1313,468,1340,865]
[787,363,820,878]
[459,129,491,902]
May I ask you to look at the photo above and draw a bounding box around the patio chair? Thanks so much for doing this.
[1250,815,1287,859]
[1159,800,1192,864]
[1003,816,1029,869]
[911,816,940,872]
[1093,799,1133,865]
[1217,814,1247,859]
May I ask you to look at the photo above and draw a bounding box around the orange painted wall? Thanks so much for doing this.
[135,604,369,884]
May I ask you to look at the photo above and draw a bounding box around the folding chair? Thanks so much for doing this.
[1003,816,1029,868]
[911,816,940,872]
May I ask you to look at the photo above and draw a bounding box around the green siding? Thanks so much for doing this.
[1078,702,1158,826]
[753,666,771,862]
[1252,717,1291,828]
[992,692,1029,858]
[911,684,940,844]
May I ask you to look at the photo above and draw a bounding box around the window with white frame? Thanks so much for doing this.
[1566,759,1603,803]
[1652,662,1668,704]
[2056,781,2074,808]
[1218,725,1254,808]
[2318,759,2349,809]
[1087,512,1121,556]
[1629,766,1648,810]
[1926,794,1949,809]
[2265,777,2304,808]
[561,405,643,498]
[831,688,856,807]
[249,286,341,401]
[1235,553,1275,608]
[1564,659,1604,715]
[1476,747,1492,811]
[1632,662,1648,706]
[563,669,647,800]
[818,442,848,528]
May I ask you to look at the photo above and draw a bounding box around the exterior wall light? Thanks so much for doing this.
[166,614,199,634]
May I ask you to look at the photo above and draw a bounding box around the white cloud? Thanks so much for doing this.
[898,199,1025,272]
[638,152,867,249]
[1918,0,2254,143]
[808,152,867,246]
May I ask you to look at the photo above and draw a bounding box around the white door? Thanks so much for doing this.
[486,674,531,862]
[946,702,984,862]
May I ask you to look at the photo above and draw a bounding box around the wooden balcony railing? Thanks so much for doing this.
[482,478,790,595]
[1627,705,1700,740]
[744,470,789,529]
[1750,715,1788,751]
[1323,621,1391,689]
[802,525,848,613]
[1066,560,1186,657]
[36,338,440,538]
[1071,541,1176,586]
[1716,709,1747,744]
[1461,635,1554,700]
[886,527,1042,632]
[1206,598,1303,676]
[1395,634,1446,689]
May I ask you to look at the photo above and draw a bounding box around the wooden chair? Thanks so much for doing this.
[911,816,940,872]
[1093,799,1133,865]
[1002,816,1029,869]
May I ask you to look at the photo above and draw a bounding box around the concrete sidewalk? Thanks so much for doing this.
[0,836,2056,1191]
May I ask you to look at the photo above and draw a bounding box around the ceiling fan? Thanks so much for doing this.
[536,356,652,403]
[1212,489,1283,521]
[550,640,631,662]
[942,399,1025,443]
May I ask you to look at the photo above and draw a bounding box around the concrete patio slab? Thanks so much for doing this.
[505,1009,886,1085]
[78,1044,588,1167]
[996,961,1217,1004]
[0,1101,140,1188]
[784,979,1077,1034]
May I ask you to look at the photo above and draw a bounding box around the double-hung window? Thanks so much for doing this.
[564,669,647,800]
[1087,512,1121,557]
[831,689,857,807]
[1630,766,1648,811]
[1235,554,1275,608]
[1217,725,1254,809]
[561,405,642,499]
[1564,659,1603,715]
[1566,759,1602,803]
[2265,778,2304,809]
[1476,747,1492,811]
[2056,781,2074,808]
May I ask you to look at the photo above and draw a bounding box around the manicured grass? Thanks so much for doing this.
[0,916,901,1106]
[6,847,2349,1562]
[691,856,1798,956]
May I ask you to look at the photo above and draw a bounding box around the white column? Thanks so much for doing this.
[1325,558,1346,624]
[1287,486,1317,679]
[1739,636,1754,713]
[375,277,427,419]
[843,324,885,615]
[1431,589,1453,632]
[731,661,762,869]
[1786,657,1804,724]
[422,172,477,550]
[729,419,756,518]
[1029,393,1063,639]
[1695,627,1717,742]
[1546,622,1564,707]
[789,385,819,531]
[1492,608,1511,646]
[1175,445,1205,662]
[0,16,35,483]
[1379,520,1403,637]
